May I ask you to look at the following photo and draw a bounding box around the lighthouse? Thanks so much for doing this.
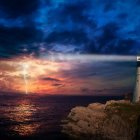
[133,56,140,102]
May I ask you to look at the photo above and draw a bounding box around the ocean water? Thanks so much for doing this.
[0,94,123,140]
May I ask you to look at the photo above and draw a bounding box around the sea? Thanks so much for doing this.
[0,94,123,140]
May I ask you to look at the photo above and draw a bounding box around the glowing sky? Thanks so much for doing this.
[0,0,139,95]
[0,55,136,95]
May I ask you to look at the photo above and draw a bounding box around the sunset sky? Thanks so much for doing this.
[0,0,139,95]
[0,55,136,95]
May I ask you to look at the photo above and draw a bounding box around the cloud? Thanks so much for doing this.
[45,30,88,45]
[0,25,43,58]
[42,0,140,55]
[0,0,40,19]
[81,88,90,93]
[41,77,61,82]
[52,83,64,87]
[0,0,140,58]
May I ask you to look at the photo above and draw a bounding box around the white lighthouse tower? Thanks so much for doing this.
[133,56,140,102]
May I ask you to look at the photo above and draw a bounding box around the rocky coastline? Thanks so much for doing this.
[62,100,140,140]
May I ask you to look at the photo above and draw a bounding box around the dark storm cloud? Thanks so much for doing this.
[0,0,40,19]
[81,88,90,93]
[46,30,88,45]
[56,0,96,28]
[0,0,140,58]
[93,23,139,55]
[41,77,61,82]
[103,2,114,12]
[0,0,42,58]
[0,25,43,57]
[43,0,140,55]
[52,83,64,87]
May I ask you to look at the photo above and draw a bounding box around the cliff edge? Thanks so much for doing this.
[62,100,140,140]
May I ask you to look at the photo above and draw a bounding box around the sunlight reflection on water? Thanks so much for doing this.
[7,99,40,136]
[0,95,120,138]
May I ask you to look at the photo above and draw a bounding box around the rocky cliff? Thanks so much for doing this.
[62,100,140,140]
